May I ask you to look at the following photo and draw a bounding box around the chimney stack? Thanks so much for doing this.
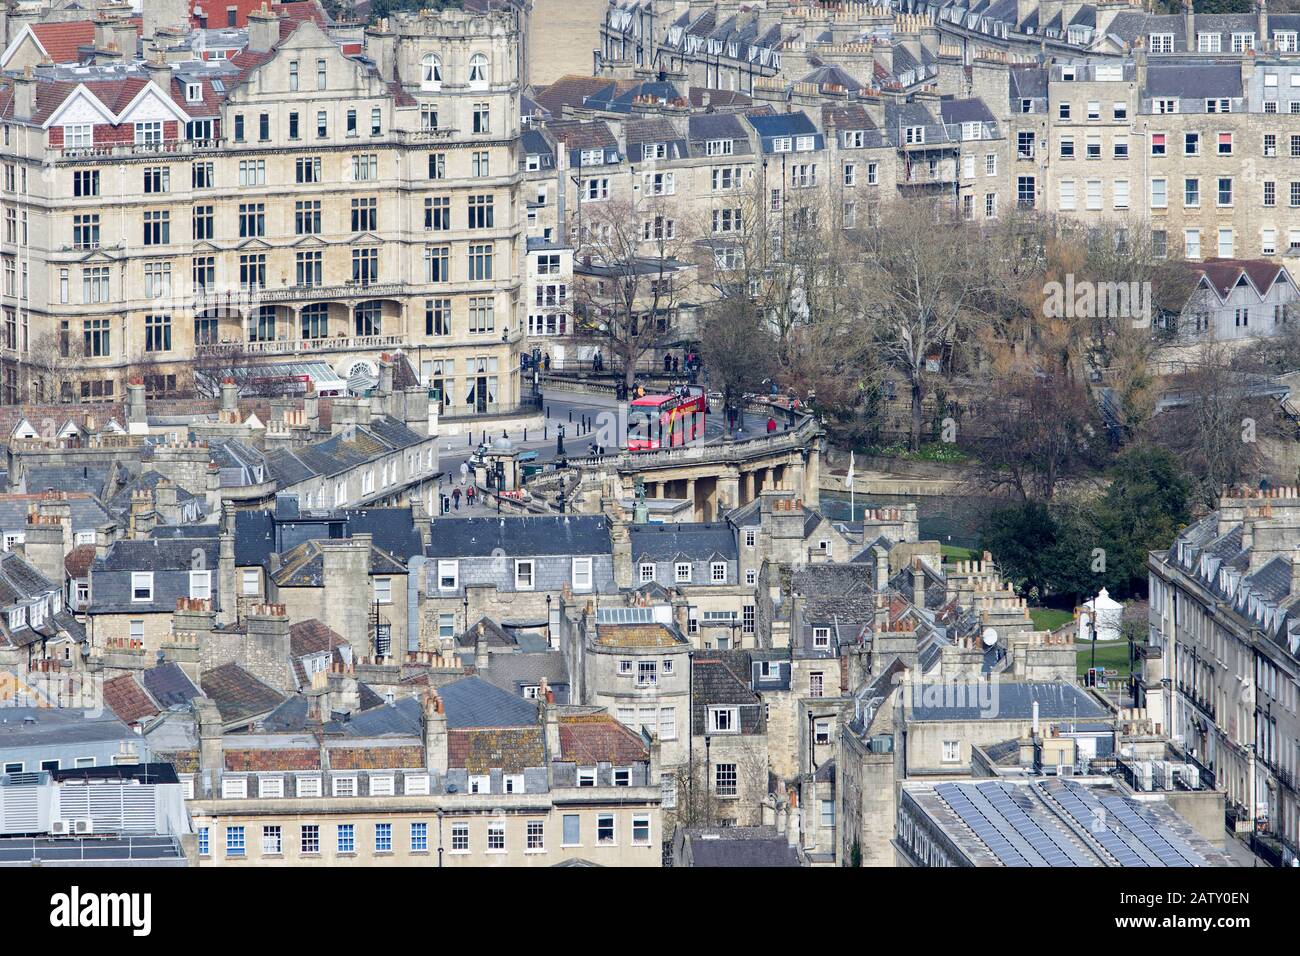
[13,66,36,123]
[247,3,280,54]
[423,691,448,773]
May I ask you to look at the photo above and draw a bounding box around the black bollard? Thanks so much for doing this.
[568,410,573,423]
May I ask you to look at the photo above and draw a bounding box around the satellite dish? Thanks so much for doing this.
[982,627,998,647]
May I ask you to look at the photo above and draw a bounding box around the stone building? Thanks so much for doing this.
[0,5,526,414]
[1149,485,1300,862]
[184,675,664,866]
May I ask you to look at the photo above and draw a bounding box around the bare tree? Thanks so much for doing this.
[1142,340,1283,508]
[856,200,997,451]
[964,369,1108,500]
[572,194,697,388]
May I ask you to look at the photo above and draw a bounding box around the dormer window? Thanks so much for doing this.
[421,54,442,91]
[904,126,925,145]
[1149,33,1173,53]
[131,572,154,602]
[709,706,739,733]
[185,82,203,103]
[675,562,691,584]
[710,561,726,583]
[642,142,667,160]
[577,767,597,787]
[813,626,831,648]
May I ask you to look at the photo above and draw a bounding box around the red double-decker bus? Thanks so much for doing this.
[627,388,708,450]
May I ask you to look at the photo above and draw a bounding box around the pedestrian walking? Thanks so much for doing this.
[767,416,777,434]
[459,461,468,485]
[466,485,475,506]
[453,488,462,509]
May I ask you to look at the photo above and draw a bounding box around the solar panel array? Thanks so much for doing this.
[1035,779,1205,867]
[933,781,1096,867]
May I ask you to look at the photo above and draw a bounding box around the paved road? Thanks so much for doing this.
[434,394,780,481]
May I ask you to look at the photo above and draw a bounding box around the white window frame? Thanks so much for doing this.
[437,559,458,591]
[571,556,593,591]
[514,559,535,591]
[131,572,154,603]
[709,705,739,734]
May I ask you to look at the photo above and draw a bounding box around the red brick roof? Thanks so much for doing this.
[29,21,96,63]
[102,674,159,725]
[64,545,97,579]
[1192,258,1288,300]
[328,745,425,770]
[224,747,321,771]
[558,714,648,765]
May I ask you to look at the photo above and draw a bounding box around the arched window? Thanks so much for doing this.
[421,53,442,90]
[468,53,488,87]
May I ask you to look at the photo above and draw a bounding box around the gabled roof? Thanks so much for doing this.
[200,662,286,724]
[1188,259,1292,303]
[558,713,648,764]
[439,676,539,729]
[102,673,160,725]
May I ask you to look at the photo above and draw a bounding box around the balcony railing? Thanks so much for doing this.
[195,334,405,357]
[193,282,409,310]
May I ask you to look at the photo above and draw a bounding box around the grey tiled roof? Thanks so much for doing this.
[0,551,54,605]
[426,514,610,559]
[439,676,540,729]
[908,681,1108,722]
[630,522,737,562]
[682,826,800,866]
[141,662,200,708]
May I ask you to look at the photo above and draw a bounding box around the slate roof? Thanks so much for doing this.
[630,522,737,563]
[141,661,200,709]
[439,676,539,729]
[558,713,648,764]
[0,707,137,749]
[262,416,423,488]
[427,514,610,558]
[1188,259,1291,302]
[88,537,220,614]
[747,110,819,140]
[234,505,421,568]
[0,493,110,537]
[692,658,765,735]
[270,538,405,587]
[0,550,54,606]
[480,651,571,702]
[791,563,878,621]
[199,662,286,724]
[908,681,1108,722]
[682,826,800,866]
[940,97,996,125]
[1145,62,1242,99]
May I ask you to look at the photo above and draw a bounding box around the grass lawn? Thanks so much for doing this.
[941,544,981,562]
[1076,641,1134,679]
[1028,607,1074,631]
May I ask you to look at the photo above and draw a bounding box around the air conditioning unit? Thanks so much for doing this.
[49,820,71,835]
[72,819,94,835]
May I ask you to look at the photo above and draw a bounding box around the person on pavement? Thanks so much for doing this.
[453,488,462,509]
